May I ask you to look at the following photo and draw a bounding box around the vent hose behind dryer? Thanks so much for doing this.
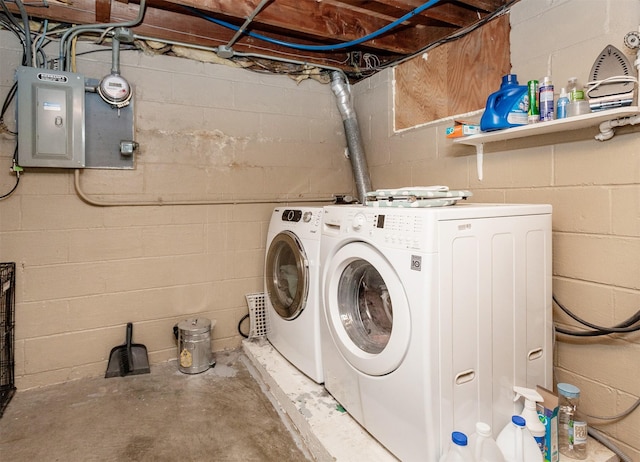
[330,71,372,203]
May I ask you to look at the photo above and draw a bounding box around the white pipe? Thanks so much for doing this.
[596,114,640,141]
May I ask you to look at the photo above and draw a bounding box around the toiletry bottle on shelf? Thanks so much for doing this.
[566,77,581,102]
[556,88,569,119]
[527,80,540,123]
[557,383,587,460]
[440,431,475,462]
[496,415,542,462]
[513,386,546,454]
[539,76,555,122]
[470,422,505,462]
[566,89,591,117]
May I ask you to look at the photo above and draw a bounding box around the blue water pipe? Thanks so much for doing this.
[187,0,441,52]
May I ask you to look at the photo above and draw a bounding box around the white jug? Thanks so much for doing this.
[496,415,542,462]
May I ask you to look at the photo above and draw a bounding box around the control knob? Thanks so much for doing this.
[352,213,366,231]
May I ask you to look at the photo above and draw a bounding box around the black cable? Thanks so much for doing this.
[553,294,640,336]
[237,313,250,338]
[0,146,20,200]
[0,2,30,67]
[1,81,18,134]
[0,1,24,33]
[0,15,27,52]
[12,0,32,66]
[0,174,20,200]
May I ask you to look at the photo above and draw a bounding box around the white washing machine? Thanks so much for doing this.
[264,206,324,383]
[320,203,552,461]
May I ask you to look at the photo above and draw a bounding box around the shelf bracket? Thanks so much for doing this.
[476,143,484,181]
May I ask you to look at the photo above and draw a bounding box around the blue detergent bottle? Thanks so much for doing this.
[480,74,529,131]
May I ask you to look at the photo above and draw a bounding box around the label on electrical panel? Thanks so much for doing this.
[37,72,68,83]
[43,102,61,111]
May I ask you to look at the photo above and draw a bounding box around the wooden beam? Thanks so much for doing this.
[155,0,433,54]
[95,0,112,23]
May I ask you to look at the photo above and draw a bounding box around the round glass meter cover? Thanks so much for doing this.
[100,74,131,102]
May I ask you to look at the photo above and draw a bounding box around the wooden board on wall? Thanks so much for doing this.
[394,14,511,131]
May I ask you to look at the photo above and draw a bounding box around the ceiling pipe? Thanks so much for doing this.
[330,71,372,203]
[217,0,273,58]
[132,33,345,73]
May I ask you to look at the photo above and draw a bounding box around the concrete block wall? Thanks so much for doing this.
[0,31,353,390]
[354,0,640,458]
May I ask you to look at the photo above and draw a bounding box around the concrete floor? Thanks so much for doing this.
[0,350,310,462]
[0,341,621,462]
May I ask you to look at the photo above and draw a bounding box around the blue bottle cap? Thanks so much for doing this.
[557,383,580,398]
[452,431,468,446]
[512,415,526,427]
[502,74,519,86]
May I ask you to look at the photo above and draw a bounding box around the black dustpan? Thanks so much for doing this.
[105,322,150,378]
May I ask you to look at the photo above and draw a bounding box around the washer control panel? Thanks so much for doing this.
[278,208,323,234]
[282,209,303,222]
[347,209,436,251]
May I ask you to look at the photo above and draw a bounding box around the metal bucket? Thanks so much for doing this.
[175,318,214,374]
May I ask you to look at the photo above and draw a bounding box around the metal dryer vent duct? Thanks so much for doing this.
[330,71,372,203]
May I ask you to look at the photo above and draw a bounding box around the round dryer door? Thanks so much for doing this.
[265,231,309,320]
[324,241,410,376]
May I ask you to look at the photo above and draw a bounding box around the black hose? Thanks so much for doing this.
[237,313,250,338]
[553,294,640,336]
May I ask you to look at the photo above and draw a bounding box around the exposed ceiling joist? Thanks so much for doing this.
[2,0,517,80]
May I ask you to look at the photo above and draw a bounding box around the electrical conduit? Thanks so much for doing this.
[59,0,147,71]
[330,71,372,203]
[73,170,333,207]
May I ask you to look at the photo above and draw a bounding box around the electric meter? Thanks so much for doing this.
[98,73,132,108]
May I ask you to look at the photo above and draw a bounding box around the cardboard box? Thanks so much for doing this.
[537,386,559,462]
[445,123,481,138]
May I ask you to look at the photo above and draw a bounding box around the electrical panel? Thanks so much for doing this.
[17,66,85,168]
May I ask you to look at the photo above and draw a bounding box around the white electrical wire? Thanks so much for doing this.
[586,75,638,98]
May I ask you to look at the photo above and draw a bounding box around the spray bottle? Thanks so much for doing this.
[513,386,546,454]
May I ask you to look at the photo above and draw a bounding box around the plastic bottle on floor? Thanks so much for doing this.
[470,422,505,462]
[513,386,546,454]
[557,383,587,460]
[496,415,542,462]
[440,431,475,462]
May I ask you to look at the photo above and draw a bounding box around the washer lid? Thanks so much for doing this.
[265,230,309,320]
[324,241,410,376]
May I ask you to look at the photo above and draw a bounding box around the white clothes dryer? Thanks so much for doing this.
[264,206,324,383]
[320,203,552,461]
